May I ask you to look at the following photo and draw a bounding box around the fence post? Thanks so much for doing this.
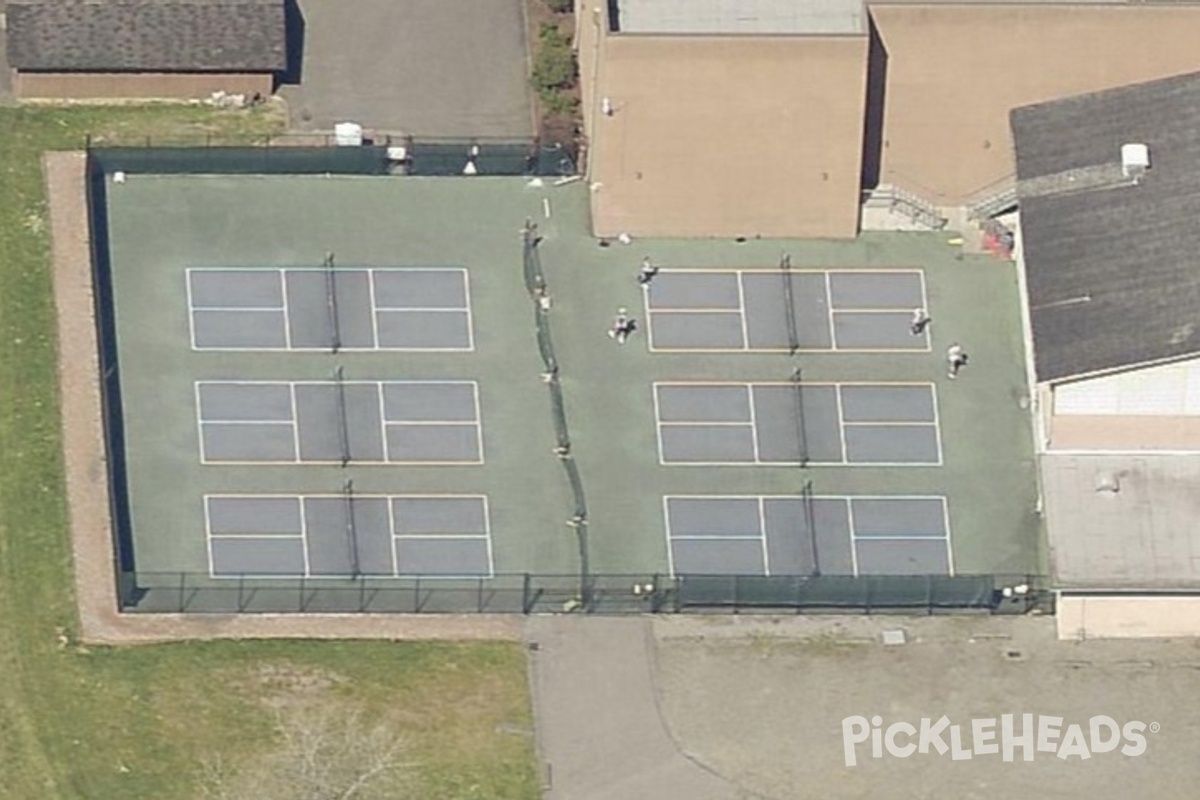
[477,577,485,613]
[523,573,532,614]
[359,578,367,613]
[178,572,186,613]
[299,576,307,612]
[237,574,246,612]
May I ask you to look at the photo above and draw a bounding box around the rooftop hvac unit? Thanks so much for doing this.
[334,122,363,147]
[1121,143,1150,180]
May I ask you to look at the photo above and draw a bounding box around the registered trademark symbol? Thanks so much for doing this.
[1150,722,1161,733]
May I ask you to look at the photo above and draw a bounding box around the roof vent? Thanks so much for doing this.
[1121,143,1150,180]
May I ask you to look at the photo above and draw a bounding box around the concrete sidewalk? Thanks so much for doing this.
[525,616,750,800]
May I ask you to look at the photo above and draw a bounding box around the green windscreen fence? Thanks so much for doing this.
[87,139,575,177]
[674,574,1006,613]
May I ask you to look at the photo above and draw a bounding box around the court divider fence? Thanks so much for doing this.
[522,220,593,607]
[117,571,1048,615]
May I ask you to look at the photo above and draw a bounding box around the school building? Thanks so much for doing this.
[578,0,1200,637]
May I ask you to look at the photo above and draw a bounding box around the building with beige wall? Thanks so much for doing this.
[1011,73,1200,635]
[5,0,287,101]
[579,0,1200,238]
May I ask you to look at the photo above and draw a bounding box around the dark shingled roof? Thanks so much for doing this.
[1011,71,1200,383]
[5,0,286,72]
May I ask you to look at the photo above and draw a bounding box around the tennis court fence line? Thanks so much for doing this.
[85,137,577,177]
[117,571,1048,616]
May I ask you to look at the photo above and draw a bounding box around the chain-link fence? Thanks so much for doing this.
[118,571,1045,615]
[85,136,576,177]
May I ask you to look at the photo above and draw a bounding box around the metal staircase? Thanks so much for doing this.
[862,184,948,230]
[967,185,1019,221]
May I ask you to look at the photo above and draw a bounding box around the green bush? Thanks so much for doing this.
[540,91,579,116]
[532,23,575,93]
[545,0,573,12]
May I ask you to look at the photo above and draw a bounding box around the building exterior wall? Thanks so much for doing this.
[578,1,867,239]
[870,5,1200,205]
[1047,414,1200,452]
[14,71,273,100]
[1058,595,1200,639]
[1044,357,1200,451]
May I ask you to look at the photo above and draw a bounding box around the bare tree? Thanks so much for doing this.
[198,706,415,800]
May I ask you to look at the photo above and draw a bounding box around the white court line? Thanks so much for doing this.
[204,496,217,579]
[646,345,936,354]
[930,384,945,466]
[662,496,677,577]
[483,495,496,578]
[670,534,766,541]
[185,269,200,351]
[205,534,302,542]
[189,305,286,312]
[198,418,296,426]
[376,381,392,463]
[941,497,956,576]
[392,533,491,540]
[278,267,293,350]
[842,420,940,428]
[665,493,952,501]
[847,534,949,541]
[834,385,850,465]
[289,383,302,460]
[372,306,470,313]
[471,381,485,463]
[655,379,936,388]
[758,496,770,576]
[845,498,860,577]
[367,268,382,349]
[647,307,746,315]
[387,497,401,577]
[824,272,838,349]
[463,268,477,353]
[735,271,751,349]
[192,381,207,462]
[659,420,756,428]
[746,385,761,462]
[653,385,668,466]
[299,496,312,578]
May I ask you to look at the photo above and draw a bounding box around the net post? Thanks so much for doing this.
[791,366,809,468]
[325,251,342,353]
[522,573,533,614]
[802,479,820,577]
[343,477,361,579]
[780,252,799,355]
[335,365,351,467]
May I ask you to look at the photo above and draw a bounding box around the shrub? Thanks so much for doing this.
[532,24,575,93]
[546,0,573,12]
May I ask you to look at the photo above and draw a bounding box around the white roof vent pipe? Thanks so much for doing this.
[1121,143,1150,181]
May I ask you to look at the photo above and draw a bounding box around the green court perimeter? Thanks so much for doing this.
[101,173,1041,608]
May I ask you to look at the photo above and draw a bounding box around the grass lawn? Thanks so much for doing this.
[0,103,538,799]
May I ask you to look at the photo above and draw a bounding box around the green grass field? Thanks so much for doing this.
[0,105,537,799]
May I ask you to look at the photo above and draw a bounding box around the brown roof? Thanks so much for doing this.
[5,0,287,72]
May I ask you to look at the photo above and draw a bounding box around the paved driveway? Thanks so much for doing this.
[525,616,750,800]
[279,0,533,137]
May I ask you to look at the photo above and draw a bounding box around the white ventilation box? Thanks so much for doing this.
[334,122,364,147]
[1121,142,1150,179]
